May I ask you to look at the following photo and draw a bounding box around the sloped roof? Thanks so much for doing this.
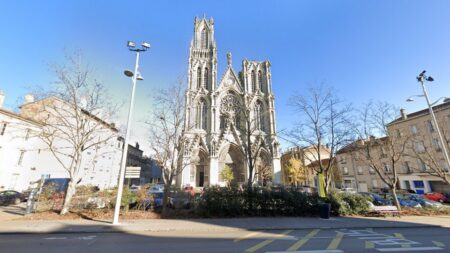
[388,101,450,126]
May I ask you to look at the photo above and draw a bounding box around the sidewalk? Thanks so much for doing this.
[0,215,449,234]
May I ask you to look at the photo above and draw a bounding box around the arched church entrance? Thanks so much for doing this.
[255,150,272,186]
[191,149,210,187]
[218,144,246,185]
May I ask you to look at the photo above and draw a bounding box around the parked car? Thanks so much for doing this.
[407,194,443,208]
[340,188,357,193]
[424,192,447,203]
[0,191,24,205]
[387,194,421,208]
[359,192,392,206]
[144,192,164,210]
[168,192,192,209]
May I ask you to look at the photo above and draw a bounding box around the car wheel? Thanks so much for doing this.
[14,198,21,205]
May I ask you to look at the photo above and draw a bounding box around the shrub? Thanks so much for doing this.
[327,191,370,216]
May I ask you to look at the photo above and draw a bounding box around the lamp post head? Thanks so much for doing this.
[127,41,136,48]
[426,76,434,82]
[142,42,151,49]
[124,70,134,77]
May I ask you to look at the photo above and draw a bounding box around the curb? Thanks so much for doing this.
[0,224,442,235]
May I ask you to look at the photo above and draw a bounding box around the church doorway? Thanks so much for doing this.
[219,144,246,185]
[193,150,209,187]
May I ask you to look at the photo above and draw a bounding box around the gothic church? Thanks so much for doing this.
[178,17,281,187]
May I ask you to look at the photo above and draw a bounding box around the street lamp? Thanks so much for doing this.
[112,41,150,225]
[407,70,450,172]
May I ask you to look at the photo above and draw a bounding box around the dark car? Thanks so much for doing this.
[360,192,392,206]
[0,191,24,206]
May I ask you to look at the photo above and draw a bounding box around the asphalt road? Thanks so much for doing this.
[0,227,448,253]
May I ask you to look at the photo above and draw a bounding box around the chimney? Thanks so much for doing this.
[24,94,35,104]
[136,142,140,150]
[400,108,407,120]
[0,90,4,108]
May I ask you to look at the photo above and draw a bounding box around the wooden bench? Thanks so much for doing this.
[368,205,403,217]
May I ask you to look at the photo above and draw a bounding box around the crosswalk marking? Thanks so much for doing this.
[376,247,443,252]
[365,241,375,249]
[432,241,445,247]
[234,231,262,242]
[244,230,293,253]
[394,233,410,248]
[327,232,343,250]
[286,229,320,251]
[266,250,344,253]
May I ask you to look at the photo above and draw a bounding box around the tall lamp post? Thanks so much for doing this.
[112,41,150,225]
[407,70,450,172]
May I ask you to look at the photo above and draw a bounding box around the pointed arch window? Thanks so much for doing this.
[201,28,208,49]
[204,68,209,89]
[254,101,264,131]
[197,99,207,130]
[197,67,202,89]
[251,70,256,92]
[258,71,263,91]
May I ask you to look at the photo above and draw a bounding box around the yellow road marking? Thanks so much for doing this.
[327,232,344,250]
[286,229,320,251]
[234,231,262,242]
[244,230,293,253]
[432,241,445,247]
[365,241,375,249]
[394,233,410,248]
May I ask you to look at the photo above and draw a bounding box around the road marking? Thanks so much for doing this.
[45,237,67,240]
[394,233,410,248]
[376,247,443,252]
[327,232,343,250]
[234,231,262,242]
[266,250,343,253]
[244,230,293,253]
[286,229,320,251]
[365,241,375,249]
[76,235,96,240]
[433,241,445,247]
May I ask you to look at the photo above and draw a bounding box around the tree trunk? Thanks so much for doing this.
[162,184,171,217]
[391,187,401,211]
[60,179,77,215]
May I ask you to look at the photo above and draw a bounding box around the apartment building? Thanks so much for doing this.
[336,101,450,194]
[0,92,124,191]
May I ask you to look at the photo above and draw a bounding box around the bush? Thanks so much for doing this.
[326,191,370,216]
[196,186,322,217]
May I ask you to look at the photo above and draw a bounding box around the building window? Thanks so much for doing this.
[409,125,418,135]
[201,28,208,49]
[0,122,7,135]
[415,141,425,153]
[17,150,25,166]
[369,166,376,174]
[197,67,202,89]
[404,161,412,173]
[196,99,207,130]
[440,160,449,172]
[383,163,391,172]
[340,156,347,164]
[25,129,31,140]
[419,159,427,172]
[372,179,378,188]
[203,68,208,89]
[251,70,256,92]
[343,167,348,175]
[396,129,402,138]
[254,101,263,131]
[426,120,435,133]
[258,70,263,91]
[357,166,363,175]
[432,138,441,152]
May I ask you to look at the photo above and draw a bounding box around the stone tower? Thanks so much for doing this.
[179,17,281,188]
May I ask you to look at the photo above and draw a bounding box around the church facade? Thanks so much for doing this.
[177,17,281,188]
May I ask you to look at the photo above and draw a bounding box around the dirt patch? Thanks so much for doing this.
[19,209,161,221]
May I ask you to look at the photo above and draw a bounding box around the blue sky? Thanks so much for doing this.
[1,0,450,153]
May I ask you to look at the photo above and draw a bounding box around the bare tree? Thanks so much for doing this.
[288,85,353,195]
[408,127,450,185]
[354,101,410,210]
[22,53,119,215]
[147,81,189,214]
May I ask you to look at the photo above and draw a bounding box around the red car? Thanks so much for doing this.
[423,192,447,203]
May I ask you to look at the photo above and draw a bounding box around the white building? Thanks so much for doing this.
[0,92,123,191]
[178,17,281,188]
